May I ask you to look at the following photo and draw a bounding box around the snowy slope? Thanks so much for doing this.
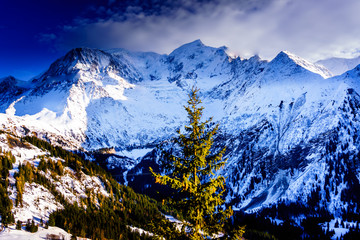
[316,55,360,76]
[0,76,30,112]
[0,132,109,225]
[0,131,170,240]
[0,40,360,218]
[0,226,72,240]
[218,64,360,212]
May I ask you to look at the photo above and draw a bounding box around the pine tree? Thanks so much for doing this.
[16,220,22,230]
[150,87,233,239]
[15,173,25,207]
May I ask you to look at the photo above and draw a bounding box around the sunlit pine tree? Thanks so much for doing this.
[150,87,233,239]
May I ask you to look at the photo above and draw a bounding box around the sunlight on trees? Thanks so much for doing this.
[150,87,238,239]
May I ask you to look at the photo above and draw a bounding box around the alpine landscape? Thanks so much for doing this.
[1,0,360,239]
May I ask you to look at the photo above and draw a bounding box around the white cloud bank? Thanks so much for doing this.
[57,0,360,61]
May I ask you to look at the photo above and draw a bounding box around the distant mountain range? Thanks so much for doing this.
[316,55,360,76]
[1,40,360,219]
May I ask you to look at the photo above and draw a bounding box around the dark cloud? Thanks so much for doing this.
[52,0,360,61]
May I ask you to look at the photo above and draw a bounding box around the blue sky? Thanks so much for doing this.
[1,0,360,80]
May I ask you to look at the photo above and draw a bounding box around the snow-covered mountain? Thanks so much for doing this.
[0,76,30,112]
[316,55,360,76]
[1,40,360,219]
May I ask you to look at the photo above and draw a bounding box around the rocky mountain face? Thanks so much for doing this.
[1,40,360,218]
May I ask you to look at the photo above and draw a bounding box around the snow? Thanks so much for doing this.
[128,226,154,237]
[0,133,46,165]
[284,161,326,203]
[11,182,64,223]
[267,217,284,225]
[279,51,333,79]
[1,40,360,217]
[14,88,69,116]
[164,214,187,232]
[322,219,359,240]
[3,41,333,152]
[117,148,153,160]
[317,55,360,76]
[164,214,183,225]
[44,167,109,206]
[0,226,72,240]
[0,131,110,229]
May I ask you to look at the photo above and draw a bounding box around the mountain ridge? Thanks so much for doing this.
[317,55,360,76]
[0,41,360,222]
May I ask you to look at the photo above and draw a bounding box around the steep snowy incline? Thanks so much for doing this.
[0,76,31,113]
[317,55,360,76]
[211,50,336,131]
[273,51,333,79]
[260,51,332,82]
[210,64,360,212]
[84,81,187,149]
[166,39,234,91]
[107,48,169,82]
[33,48,143,83]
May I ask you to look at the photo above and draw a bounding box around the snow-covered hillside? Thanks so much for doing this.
[316,55,360,76]
[0,131,166,239]
[0,132,108,223]
[0,40,360,220]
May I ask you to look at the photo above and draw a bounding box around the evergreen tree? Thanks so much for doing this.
[15,172,25,207]
[150,87,233,239]
[0,151,15,226]
[16,220,22,230]
[25,219,38,233]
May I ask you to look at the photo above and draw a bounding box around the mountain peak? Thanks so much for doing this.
[169,39,212,57]
[0,75,29,88]
[273,50,301,63]
[62,47,111,65]
[270,51,333,78]
[39,47,115,78]
[67,47,108,57]
[185,39,204,47]
[0,75,17,83]
[248,54,262,62]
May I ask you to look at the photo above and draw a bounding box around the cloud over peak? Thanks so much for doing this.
[45,0,360,61]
